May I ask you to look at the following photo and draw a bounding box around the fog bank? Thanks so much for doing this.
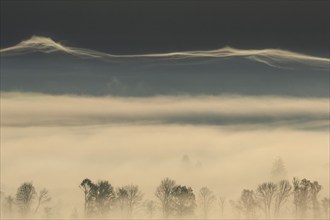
[1,92,329,218]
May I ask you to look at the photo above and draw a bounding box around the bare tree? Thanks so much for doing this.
[34,188,51,214]
[181,154,191,169]
[171,185,196,217]
[16,182,36,216]
[321,197,329,219]
[144,200,156,219]
[229,200,242,219]
[274,180,292,217]
[43,206,52,219]
[310,181,322,218]
[237,189,258,219]
[198,186,216,218]
[116,187,129,217]
[155,178,176,218]
[257,182,277,219]
[95,180,115,216]
[80,178,97,217]
[218,196,226,219]
[80,179,115,217]
[293,178,311,219]
[125,184,143,218]
[271,157,287,181]
[292,178,324,219]
[3,195,14,217]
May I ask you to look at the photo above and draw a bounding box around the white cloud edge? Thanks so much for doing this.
[1,36,329,69]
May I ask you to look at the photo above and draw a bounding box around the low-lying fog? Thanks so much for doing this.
[1,92,329,219]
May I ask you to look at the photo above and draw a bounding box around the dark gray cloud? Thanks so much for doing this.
[1,1,329,55]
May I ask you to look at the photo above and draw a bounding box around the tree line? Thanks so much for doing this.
[1,177,329,219]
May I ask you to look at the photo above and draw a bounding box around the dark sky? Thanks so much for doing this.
[1,0,329,55]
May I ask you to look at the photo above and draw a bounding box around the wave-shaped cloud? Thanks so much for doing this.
[1,36,329,69]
